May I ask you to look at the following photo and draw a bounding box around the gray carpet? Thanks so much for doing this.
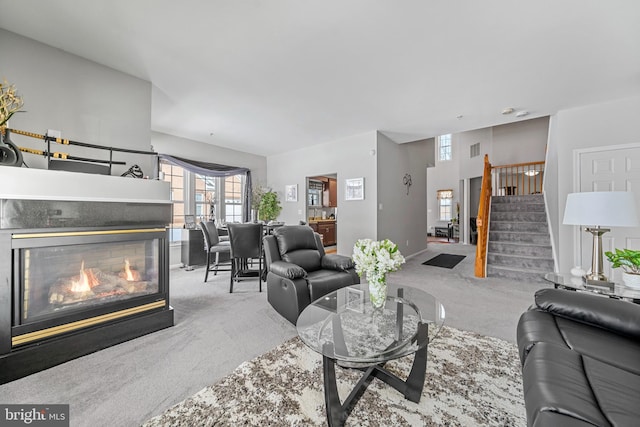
[0,243,549,426]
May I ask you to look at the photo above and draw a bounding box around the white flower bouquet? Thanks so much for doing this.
[353,238,406,280]
[353,238,405,308]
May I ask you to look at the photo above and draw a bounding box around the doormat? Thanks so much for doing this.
[422,253,466,269]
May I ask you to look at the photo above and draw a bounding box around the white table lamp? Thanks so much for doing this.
[563,191,639,283]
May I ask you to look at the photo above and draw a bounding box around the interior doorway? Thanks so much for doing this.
[305,173,338,250]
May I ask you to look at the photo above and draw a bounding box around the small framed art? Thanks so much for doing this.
[285,184,298,202]
[345,177,364,201]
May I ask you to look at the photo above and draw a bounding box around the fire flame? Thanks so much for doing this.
[123,259,140,282]
[70,261,98,293]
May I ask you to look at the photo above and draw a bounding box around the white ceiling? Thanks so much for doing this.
[1,0,639,156]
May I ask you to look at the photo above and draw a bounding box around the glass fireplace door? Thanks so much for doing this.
[15,231,163,325]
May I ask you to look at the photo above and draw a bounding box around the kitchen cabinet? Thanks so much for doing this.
[308,221,336,246]
[319,222,336,246]
[323,178,337,207]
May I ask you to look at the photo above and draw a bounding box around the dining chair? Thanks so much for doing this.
[227,223,264,293]
[199,221,231,282]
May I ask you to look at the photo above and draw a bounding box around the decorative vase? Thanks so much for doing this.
[368,275,387,309]
[0,127,23,167]
[622,272,640,289]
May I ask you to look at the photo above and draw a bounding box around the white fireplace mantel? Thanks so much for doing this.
[0,167,170,203]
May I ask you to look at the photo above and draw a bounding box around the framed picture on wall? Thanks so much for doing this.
[345,177,364,201]
[285,184,298,202]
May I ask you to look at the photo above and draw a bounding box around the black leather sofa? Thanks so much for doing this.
[517,288,640,426]
[263,225,360,324]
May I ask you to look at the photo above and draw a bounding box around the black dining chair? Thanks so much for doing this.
[200,221,231,282]
[227,223,264,293]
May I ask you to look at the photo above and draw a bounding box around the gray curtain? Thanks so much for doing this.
[243,170,252,223]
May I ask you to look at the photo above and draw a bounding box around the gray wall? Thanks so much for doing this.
[377,133,430,256]
[492,117,549,165]
[151,131,267,184]
[456,127,492,180]
[0,29,154,175]
[547,94,640,273]
[267,131,378,255]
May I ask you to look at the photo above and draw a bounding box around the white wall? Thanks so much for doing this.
[267,131,378,255]
[377,133,430,256]
[543,116,560,271]
[547,94,640,273]
[427,134,462,231]
[0,29,154,175]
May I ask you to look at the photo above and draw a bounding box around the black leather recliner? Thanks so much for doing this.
[517,288,640,426]
[263,225,360,324]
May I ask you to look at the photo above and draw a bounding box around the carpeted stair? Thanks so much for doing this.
[487,194,552,283]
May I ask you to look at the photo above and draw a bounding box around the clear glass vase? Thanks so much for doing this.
[368,275,387,309]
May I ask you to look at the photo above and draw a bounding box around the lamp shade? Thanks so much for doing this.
[563,191,639,227]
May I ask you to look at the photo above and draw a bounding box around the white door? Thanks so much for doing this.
[578,145,640,281]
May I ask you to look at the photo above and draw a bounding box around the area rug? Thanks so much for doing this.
[142,326,526,426]
[422,253,466,269]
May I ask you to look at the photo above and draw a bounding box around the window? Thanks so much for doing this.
[224,175,243,223]
[159,159,246,242]
[195,174,216,221]
[437,189,453,221]
[438,134,452,161]
[161,161,185,228]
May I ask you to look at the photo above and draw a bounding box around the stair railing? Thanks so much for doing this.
[491,161,545,196]
[474,155,492,278]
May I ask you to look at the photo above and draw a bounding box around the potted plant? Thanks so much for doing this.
[258,190,282,222]
[604,248,640,289]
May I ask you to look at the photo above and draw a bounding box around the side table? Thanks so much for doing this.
[544,272,640,303]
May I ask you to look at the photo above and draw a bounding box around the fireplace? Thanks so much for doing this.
[0,198,174,384]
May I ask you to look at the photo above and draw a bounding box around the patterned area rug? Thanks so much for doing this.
[143,327,526,426]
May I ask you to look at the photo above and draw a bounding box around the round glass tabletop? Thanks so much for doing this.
[296,284,445,365]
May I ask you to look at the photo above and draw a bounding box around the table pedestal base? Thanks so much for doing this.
[322,322,429,427]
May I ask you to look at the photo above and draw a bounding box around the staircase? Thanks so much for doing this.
[486,194,553,283]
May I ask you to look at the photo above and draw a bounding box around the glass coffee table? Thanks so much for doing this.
[296,284,445,427]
